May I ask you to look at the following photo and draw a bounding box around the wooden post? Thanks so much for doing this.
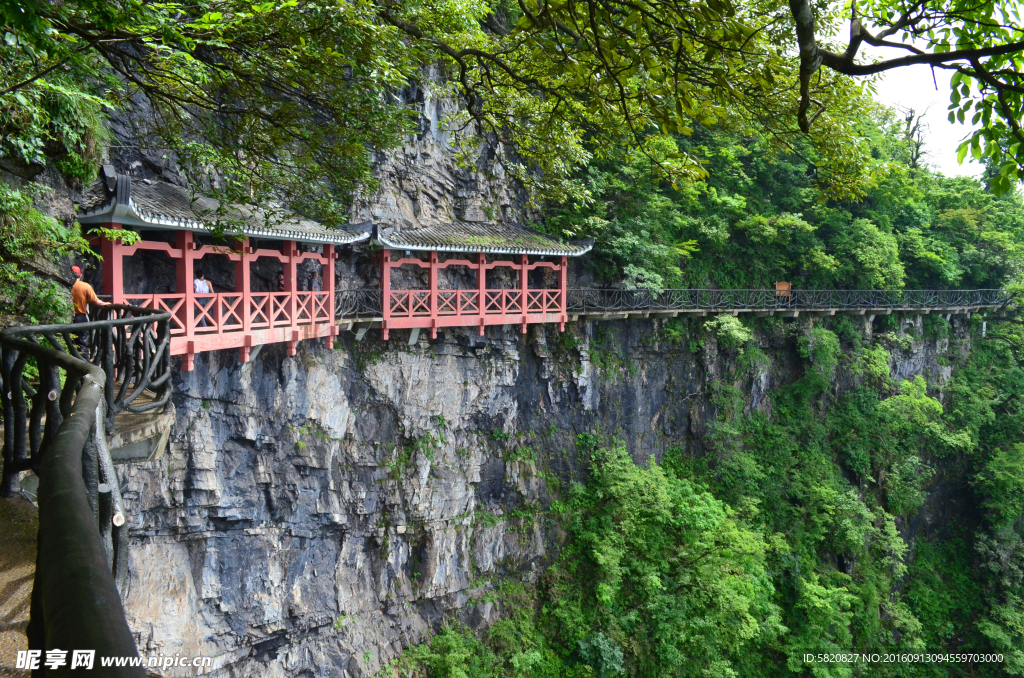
[324,244,335,348]
[520,253,529,334]
[477,252,487,336]
[236,238,251,331]
[429,250,439,339]
[284,240,298,356]
[381,249,391,341]
[236,237,251,363]
[100,224,125,305]
[559,255,568,332]
[176,230,195,371]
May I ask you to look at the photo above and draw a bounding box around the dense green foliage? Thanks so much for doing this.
[394,314,1024,677]
[5,0,1024,213]
[547,111,1024,290]
[2,0,422,221]
[0,0,844,207]
[0,183,89,323]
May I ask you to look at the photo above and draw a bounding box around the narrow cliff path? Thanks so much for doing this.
[0,496,35,678]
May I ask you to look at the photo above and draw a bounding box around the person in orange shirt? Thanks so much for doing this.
[71,265,110,356]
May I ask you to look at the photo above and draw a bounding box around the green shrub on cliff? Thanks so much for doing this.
[798,326,841,379]
[397,443,785,677]
[0,182,89,322]
[399,316,1024,678]
[705,315,753,352]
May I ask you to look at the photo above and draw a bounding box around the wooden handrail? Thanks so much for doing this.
[1,310,167,675]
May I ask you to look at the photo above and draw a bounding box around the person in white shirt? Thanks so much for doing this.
[194,270,212,327]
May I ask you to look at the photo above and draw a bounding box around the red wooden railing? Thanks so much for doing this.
[100,231,338,370]
[380,250,569,339]
[387,289,562,318]
[123,291,332,335]
[97,228,572,362]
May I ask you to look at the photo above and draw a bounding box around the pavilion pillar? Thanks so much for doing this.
[429,250,439,339]
[100,224,125,305]
[324,244,335,348]
[176,230,195,371]
[284,240,298,356]
[236,238,252,363]
[477,252,486,336]
[559,255,568,332]
[235,238,251,331]
[381,249,391,341]
[520,253,529,334]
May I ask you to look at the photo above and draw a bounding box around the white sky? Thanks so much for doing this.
[861,44,984,178]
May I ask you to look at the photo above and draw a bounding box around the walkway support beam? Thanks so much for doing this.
[520,254,528,334]
[285,240,298,356]
[236,238,251,362]
[478,253,487,336]
[382,249,392,341]
[430,250,439,339]
[559,256,568,331]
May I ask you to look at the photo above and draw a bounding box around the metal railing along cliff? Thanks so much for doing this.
[334,287,1012,320]
[1,304,170,676]
[565,288,1010,314]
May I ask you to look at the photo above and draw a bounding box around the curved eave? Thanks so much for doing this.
[374,233,593,257]
[77,200,370,246]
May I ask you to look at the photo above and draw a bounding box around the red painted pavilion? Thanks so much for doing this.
[78,167,592,368]
[373,223,592,340]
[77,168,368,371]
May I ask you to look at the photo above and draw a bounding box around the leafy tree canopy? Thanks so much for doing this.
[546,110,1024,290]
[3,0,1022,219]
[2,0,423,222]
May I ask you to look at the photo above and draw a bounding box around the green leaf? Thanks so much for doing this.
[957,142,970,164]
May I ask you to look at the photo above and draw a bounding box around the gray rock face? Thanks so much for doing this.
[103,76,531,237]
[116,315,972,677]
[348,77,531,232]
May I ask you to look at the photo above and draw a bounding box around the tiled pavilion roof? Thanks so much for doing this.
[375,222,593,257]
[77,166,370,246]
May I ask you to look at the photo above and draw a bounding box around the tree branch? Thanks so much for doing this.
[788,0,1024,132]
[0,36,101,97]
[968,58,1024,151]
[821,40,1024,77]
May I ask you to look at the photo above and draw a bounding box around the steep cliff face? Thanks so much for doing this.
[116,314,971,677]
[350,78,530,230]
[102,77,533,236]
